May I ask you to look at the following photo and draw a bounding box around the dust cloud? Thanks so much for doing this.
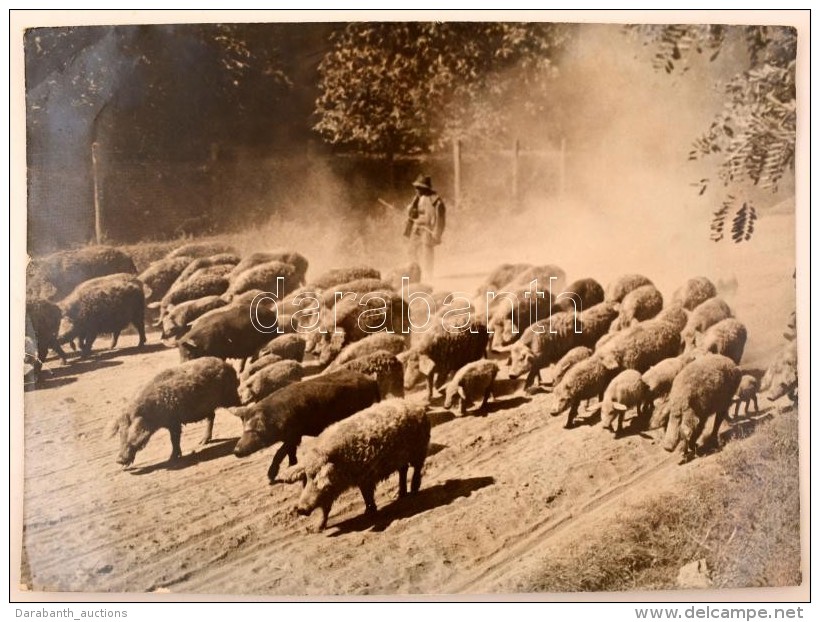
[223,24,794,367]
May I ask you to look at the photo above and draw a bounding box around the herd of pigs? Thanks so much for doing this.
[24,242,798,532]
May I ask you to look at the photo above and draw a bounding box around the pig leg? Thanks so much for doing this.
[480,386,492,410]
[199,413,215,445]
[110,331,121,349]
[752,395,759,414]
[425,374,435,402]
[135,315,146,348]
[525,368,539,389]
[267,443,293,483]
[168,422,183,462]
[615,409,625,438]
[734,400,741,418]
[51,340,69,365]
[359,483,377,515]
[433,372,448,393]
[705,409,727,452]
[565,400,579,429]
[81,333,97,357]
[682,413,707,463]
[314,499,333,532]
[398,465,409,497]
[410,459,424,493]
[288,446,298,466]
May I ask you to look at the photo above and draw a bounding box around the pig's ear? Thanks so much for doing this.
[600,352,619,370]
[418,354,435,376]
[147,302,161,310]
[329,330,346,352]
[179,336,196,352]
[105,413,127,438]
[282,465,307,486]
[315,463,336,491]
[612,402,628,412]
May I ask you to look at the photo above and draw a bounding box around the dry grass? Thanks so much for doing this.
[517,407,801,593]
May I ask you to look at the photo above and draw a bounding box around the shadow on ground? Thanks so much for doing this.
[328,475,495,535]
[128,437,239,475]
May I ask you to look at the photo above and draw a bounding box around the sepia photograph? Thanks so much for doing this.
[12,10,808,601]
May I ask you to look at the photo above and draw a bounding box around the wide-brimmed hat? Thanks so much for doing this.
[412,174,434,191]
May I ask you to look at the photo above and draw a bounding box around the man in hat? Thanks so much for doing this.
[404,174,446,280]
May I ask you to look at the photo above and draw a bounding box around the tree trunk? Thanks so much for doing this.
[91,142,103,244]
[452,138,462,210]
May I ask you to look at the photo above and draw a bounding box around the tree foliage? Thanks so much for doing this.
[628,24,797,242]
[313,22,571,155]
[25,24,291,157]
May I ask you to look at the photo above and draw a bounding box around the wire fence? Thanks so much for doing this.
[26,141,566,254]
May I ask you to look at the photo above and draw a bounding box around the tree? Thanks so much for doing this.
[313,22,571,159]
[26,24,291,158]
[25,24,292,247]
[628,24,797,242]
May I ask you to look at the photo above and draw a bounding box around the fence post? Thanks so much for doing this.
[512,138,520,207]
[91,141,103,244]
[452,138,461,209]
[559,137,566,195]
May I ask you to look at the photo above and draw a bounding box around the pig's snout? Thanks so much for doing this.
[233,432,263,458]
[295,504,311,516]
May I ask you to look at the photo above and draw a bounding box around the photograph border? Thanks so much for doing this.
[8,8,811,604]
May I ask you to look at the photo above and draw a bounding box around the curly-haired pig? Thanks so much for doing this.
[285,399,430,531]
[109,357,240,466]
[230,369,380,483]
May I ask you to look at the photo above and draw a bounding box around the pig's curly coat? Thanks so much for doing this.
[175,253,240,285]
[682,297,733,345]
[225,260,300,299]
[609,285,664,332]
[159,272,230,315]
[660,354,741,462]
[138,256,193,303]
[402,318,489,399]
[671,276,718,311]
[161,295,228,340]
[550,354,617,428]
[577,301,619,349]
[550,346,593,386]
[341,350,405,399]
[326,332,407,371]
[109,357,240,466]
[239,360,304,404]
[507,311,582,388]
[695,318,747,365]
[291,399,430,530]
[228,251,308,285]
[596,318,682,373]
[308,266,381,291]
[443,359,499,414]
[604,274,654,304]
[599,369,650,434]
[28,245,137,302]
[259,333,307,363]
[58,274,147,355]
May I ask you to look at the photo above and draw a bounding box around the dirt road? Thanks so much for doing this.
[21,324,756,596]
[20,206,795,595]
